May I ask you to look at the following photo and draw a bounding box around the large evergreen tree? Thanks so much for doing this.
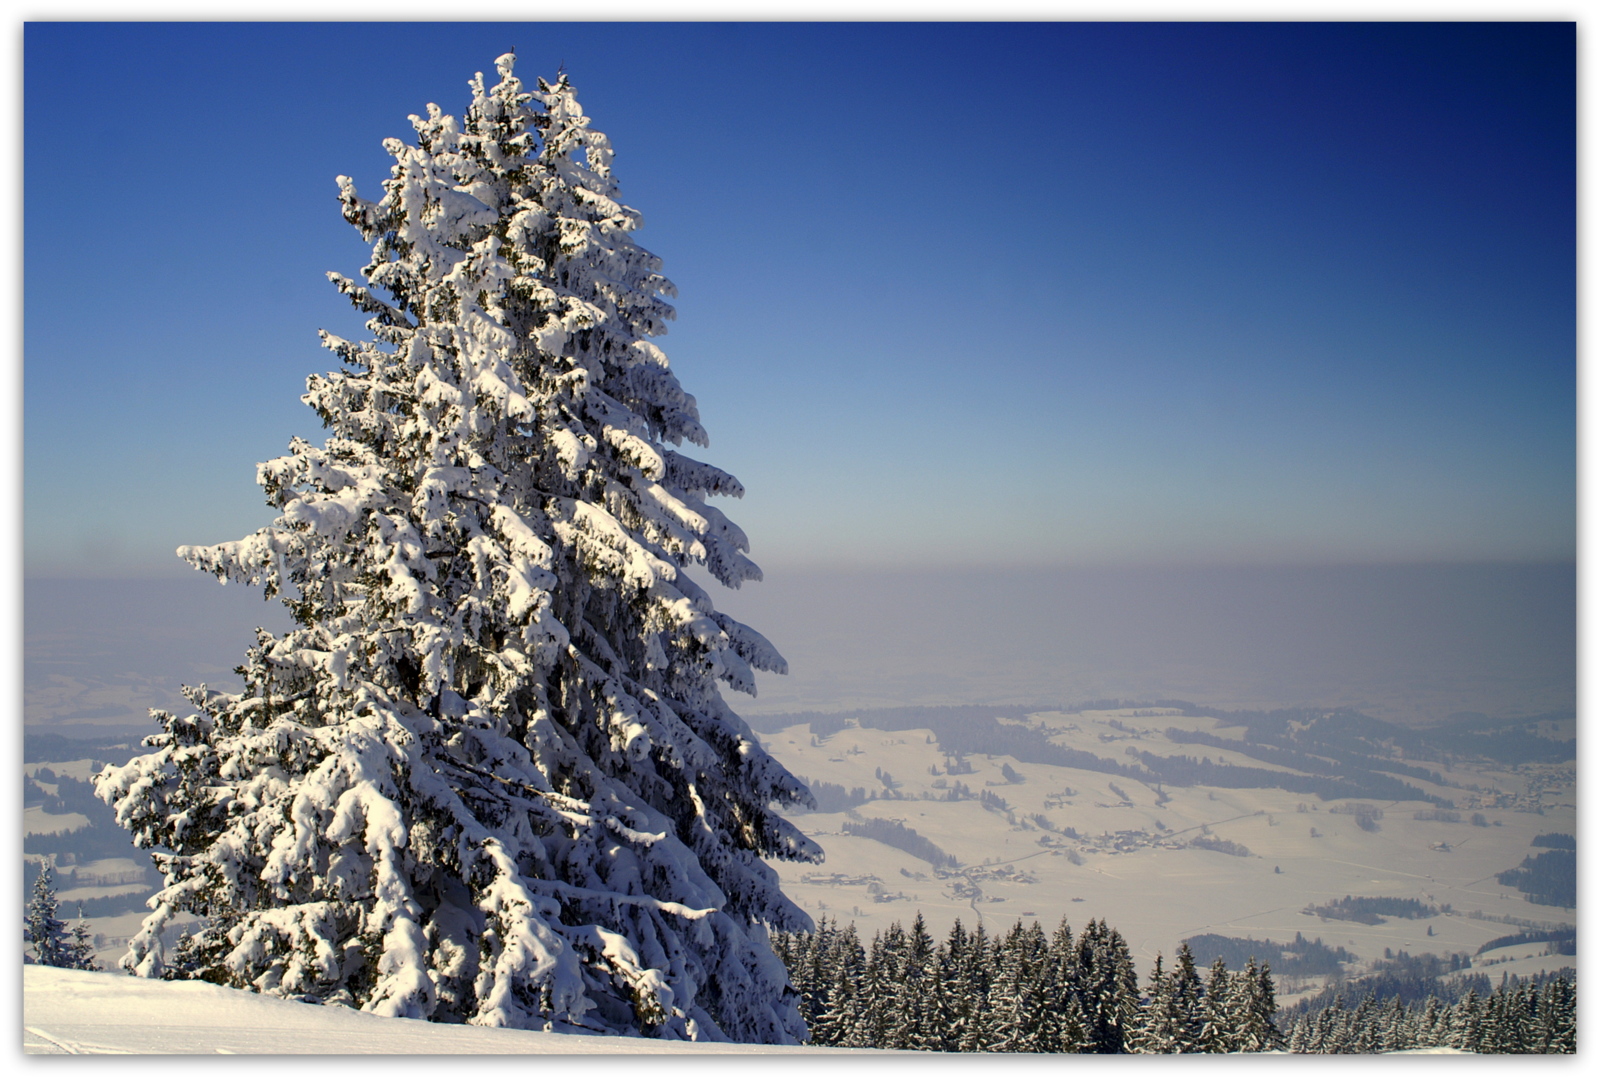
[95,53,818,1043]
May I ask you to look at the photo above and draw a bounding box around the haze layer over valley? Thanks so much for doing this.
[712,562,1574,725]
[27,561,1574,738]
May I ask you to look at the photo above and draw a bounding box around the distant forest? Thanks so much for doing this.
[1497,849,1576,909]
[1302,895,1444,925]
[23,743,158,919]
[838,818,959,868]
[23,769,152,872]
[24,732,144,766]
[1182,932,1355,977]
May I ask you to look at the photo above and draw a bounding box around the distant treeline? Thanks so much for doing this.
[20,876,150,919]
[1476,930,1576,958]
[1159,705,1575,767]
[1132,748,1441,805]
[23,826,146,863]
[1303,895,1442,925]
[1182,932,1355,977]
[744,705,1054,740]
[23,769,150,866]
[1188,836,1251,858]
[1163,727,1449,788]
[1414,808,1461,822]
[750,706,1140,780]
[24,732,145,767]
[1531,833,1575,850]
[838,818,959,868]
[24,757,156,916]
[1281,950,1474,1018]
[25,769,115,819]
[1497,849,1576,909]
[802,779,874,813]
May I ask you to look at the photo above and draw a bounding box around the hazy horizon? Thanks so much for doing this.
[26,559,1574,740]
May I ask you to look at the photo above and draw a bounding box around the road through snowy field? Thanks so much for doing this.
[21,968,878,1056]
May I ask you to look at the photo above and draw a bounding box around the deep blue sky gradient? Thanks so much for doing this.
[24,21,1575,575]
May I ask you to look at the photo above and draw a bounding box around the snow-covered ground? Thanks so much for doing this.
[22,806,88,835]
[20,968,1473,1059]
[21,967,880,1056]
[28,758,107,783]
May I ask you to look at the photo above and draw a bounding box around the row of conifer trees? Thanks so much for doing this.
[771,915,1279,1052]
[1285,975,1576,1054]
[772,915,1575,1053]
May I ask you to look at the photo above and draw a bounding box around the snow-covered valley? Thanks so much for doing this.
[749,705,1576,1004]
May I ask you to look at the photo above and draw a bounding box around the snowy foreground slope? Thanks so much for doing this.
[21,968,871,1056]
[23,968,1471,1057]
[21,966,1472,1062]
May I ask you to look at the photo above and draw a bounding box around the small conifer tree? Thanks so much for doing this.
[1197,956,1233,1052]
[69,905,101,972]
[27,862,70,968]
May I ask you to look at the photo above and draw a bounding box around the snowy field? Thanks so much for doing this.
[23,806,89,835]
[754,708,1577,989]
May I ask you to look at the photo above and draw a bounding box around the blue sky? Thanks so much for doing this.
[24,20,1575,576]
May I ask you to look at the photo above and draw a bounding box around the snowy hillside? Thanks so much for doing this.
[21,967,874,1055]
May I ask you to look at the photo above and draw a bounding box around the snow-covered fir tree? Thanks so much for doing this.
[1078,919,1142,1052]
[95,53,819,1043]
[1236,957,1283,1052]
[1197,955,1233,1052]
[991,920,1050,1051]
[27,862,98,970]
[27,862,70,967]
[70,915,99,971]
